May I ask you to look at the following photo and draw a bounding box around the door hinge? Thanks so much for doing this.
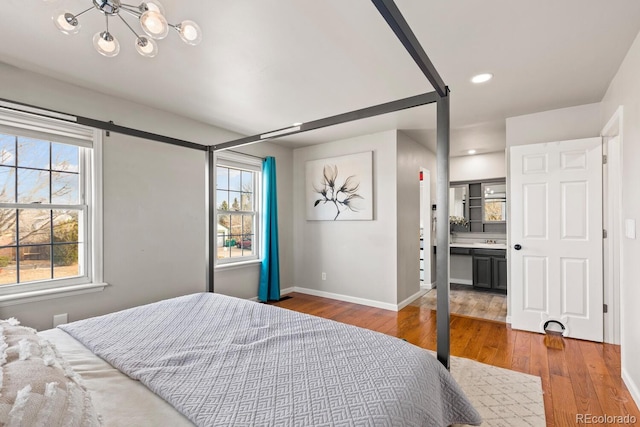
[603,303,608,313]
[603,155,608,164]
[603,229,608,239]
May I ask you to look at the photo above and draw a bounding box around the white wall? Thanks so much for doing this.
[601,31,640,407]
[0,62,294,329]
[506,103,601,147]
[450,151,505,182]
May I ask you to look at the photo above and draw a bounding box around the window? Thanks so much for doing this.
[0,107,103,299]
[215,153,261,264]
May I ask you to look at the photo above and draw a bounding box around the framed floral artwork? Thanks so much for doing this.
[305,151,373,221]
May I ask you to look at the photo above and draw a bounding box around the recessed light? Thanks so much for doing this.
[468,149,477,155]
[471,73,493,84]
[292,122,303,126]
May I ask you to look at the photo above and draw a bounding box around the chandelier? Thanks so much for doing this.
[50,0,202,58]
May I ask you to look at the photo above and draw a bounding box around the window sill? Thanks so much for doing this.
[215,259,262,271]
[0,282,109,307]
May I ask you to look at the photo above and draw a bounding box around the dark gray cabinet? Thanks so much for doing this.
[472,249,507,293]
[493,257,508,291]
[472,256,493,289]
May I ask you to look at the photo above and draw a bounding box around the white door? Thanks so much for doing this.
[510,138,603,342]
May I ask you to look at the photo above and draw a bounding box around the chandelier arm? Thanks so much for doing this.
[117,13,142,38]
[105,14,110,32]
[119,6,142,18]
[72,6,96,19]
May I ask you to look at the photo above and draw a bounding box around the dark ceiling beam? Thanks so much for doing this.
[371,0,447,97]
[213,91,439,151]
[77,117,208,151]
[0,97,208,152]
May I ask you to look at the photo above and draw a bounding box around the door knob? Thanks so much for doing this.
[514,244,522,250]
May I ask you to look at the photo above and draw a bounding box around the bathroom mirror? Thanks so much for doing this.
[483,183,506,222]
[449,185,467,219]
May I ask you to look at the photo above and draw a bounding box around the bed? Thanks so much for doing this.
[5,293,481,426]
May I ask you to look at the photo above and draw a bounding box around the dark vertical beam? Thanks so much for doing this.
[206,147,215,292]
[436,90,451,369]
[371,0,447,97]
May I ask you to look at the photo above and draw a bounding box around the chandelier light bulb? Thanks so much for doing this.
[140,10,169,39]
[53,10,80,35]
[135,36,158,57]
[93,31,120,57]
[177,20,202,46]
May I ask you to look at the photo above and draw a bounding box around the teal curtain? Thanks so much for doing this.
[259,156,280,301]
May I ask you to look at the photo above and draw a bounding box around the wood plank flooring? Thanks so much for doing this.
[272,292,640,427]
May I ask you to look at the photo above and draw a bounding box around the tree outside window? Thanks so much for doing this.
[0,135,83,285]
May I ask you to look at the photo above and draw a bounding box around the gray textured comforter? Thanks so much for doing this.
[60,293,481,426]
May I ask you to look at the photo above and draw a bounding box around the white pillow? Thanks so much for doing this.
[0,318,101,426]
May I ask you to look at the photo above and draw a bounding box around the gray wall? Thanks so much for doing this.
[292,130,398,305]
[601,31,640,406]
[292,130,436,307]
[450,151,505,182]
[0,62,294,329]
[506,102,601,147]
[396,131,436,298]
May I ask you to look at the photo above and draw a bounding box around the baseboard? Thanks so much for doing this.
[451,279,473,286]
[622,368,640,409]
[247,287,296,302]
[397,288,427,310]
[290,287,399,311]
[506,315,512,324]
[420,282,434,290]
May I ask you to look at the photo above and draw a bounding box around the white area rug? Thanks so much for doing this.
[441,353,546,427]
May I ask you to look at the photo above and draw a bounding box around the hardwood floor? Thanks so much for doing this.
[273,292,640,427]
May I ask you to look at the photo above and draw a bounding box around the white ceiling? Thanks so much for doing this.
[1,0,640,156]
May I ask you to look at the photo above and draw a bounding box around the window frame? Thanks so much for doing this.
[214,152,262,267]
[0,108,104,303]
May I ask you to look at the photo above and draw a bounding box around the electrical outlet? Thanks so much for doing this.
[321,272,326,280]
[53,313,68,328]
